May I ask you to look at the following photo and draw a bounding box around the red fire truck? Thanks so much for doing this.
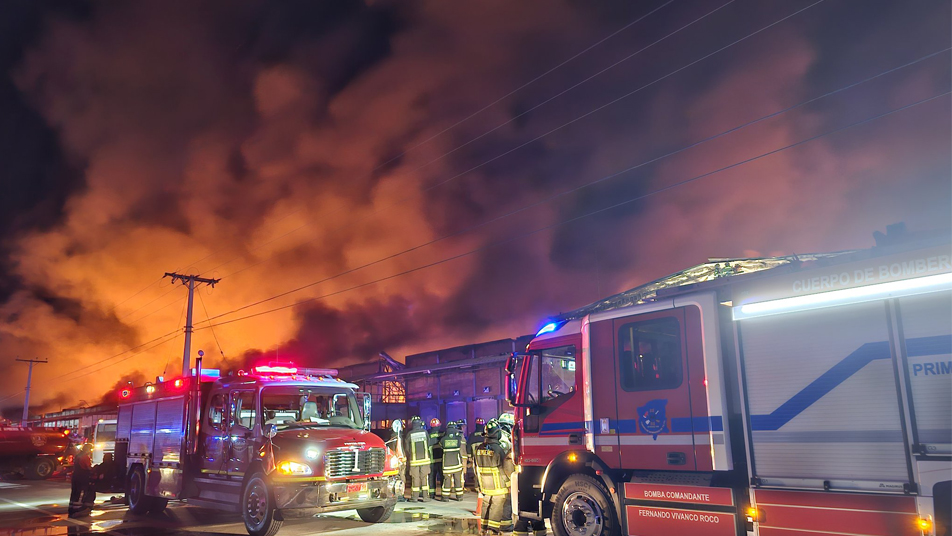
[0,423,70,479]
[115,364,401,536]
[506,237,951,536]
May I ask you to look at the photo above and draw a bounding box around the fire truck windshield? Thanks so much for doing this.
[261,387,364,430]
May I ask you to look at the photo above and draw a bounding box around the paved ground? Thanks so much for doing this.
[0,477,488,536]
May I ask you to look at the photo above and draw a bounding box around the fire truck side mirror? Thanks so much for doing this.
[360,393,372,431]
[265,424,277,439]
[506,372,518,407]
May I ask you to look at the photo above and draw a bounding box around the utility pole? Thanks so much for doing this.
[164,273,220,377]
[16,357,47,424]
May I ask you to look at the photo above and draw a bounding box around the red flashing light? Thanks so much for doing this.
[120,388,132,399]
[173,379,184,388]
[253,365,298,375]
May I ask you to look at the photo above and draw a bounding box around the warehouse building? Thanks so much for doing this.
[339,335,533,435]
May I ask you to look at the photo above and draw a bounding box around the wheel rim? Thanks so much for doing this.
[244,479,269,531]
[36,460,53,478]
[561,491,604,536]
[130,472,142,507]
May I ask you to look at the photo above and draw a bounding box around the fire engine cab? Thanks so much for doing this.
[115,363,401,536]
[506,235,951,536]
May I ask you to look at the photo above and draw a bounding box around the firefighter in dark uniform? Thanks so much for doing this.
[474,419,514,534]
[428,418,443,498]
[404,416,432,501]
[467,418,486,491]
[69,443,95,516]
[440,421,466,501]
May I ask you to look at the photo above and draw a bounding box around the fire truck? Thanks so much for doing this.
[0,423,70,479]
[505,235,951,536]
[115,363,401,536]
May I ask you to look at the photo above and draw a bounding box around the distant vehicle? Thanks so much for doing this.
[114,364,401,536]
[91,419,117,464]
[506,237,951,536]
[0,424,71,479]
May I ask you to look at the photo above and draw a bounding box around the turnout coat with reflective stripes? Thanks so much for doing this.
[440,429,465,471]
[474,439,514,496]
[405,428,432,466]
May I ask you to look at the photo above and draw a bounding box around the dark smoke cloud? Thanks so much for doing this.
[0,0,948,415]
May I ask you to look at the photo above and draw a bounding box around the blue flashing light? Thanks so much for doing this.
[536,322,559,337]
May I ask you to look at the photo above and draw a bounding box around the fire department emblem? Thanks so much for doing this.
[637,399,668,440]
[30,434,47,447]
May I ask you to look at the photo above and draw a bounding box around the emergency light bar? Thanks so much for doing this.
[733,272,952,320]
[254,365,298,374]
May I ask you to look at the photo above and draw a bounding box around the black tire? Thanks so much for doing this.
[127,466,152,515]
[149,497,169,513]
[25,458,56,480]
[357,499,396,523]
[242,472,283,536]
[550,474,620,536]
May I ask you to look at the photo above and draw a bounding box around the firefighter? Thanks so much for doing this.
[439,421,465,501]
[386,420,406,501]
[428,417,443,498]
[68,443,95,517]
[404,416,432,501]
[474,419,514,534]
[467,418,486,491]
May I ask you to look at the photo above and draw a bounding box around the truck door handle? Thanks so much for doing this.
[667,452,686,465]
[568,433,583,445]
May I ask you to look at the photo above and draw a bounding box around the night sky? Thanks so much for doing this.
[0,0,949,416]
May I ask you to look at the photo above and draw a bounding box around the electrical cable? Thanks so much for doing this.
[198,291,226,360]
[191,91,950,332]
[191,48,948,326]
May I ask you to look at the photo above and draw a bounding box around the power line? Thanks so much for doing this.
[372,0,678,172]
[192,48,947,327]
[192,91,950,333]
[198,290,226,361]
[215,0,820,282]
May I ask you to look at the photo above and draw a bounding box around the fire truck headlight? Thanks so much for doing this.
[96,443,104,450]
[917,516,933,533]
[277,461,312,476]
[305,448,320,461]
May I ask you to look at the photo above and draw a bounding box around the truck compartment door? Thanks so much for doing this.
[896,290,952,455]
[739,300,912,490]
[612,308,697,471]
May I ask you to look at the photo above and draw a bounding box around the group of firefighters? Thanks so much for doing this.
[389,412,523,534]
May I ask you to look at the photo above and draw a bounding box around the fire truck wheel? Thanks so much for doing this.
[25,458,56,480]
[242,473,283,536]
[127,467,152,515]
[551,474,619,536]
[357,500,396,523]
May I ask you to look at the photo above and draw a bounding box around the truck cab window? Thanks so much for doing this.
[539,346,576,403]
[231,391,256,429]
[618,317,682,391]
[208,394,226,430]
[524,346,576,404]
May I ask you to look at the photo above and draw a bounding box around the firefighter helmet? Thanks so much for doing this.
[429,417,441,429]
[484,419,502,439]
[475,417,486,425]
[498,412,514,426]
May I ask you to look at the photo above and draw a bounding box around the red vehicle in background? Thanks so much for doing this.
[0,423,71,479]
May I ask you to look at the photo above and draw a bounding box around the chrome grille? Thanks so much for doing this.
[324,448,386,478]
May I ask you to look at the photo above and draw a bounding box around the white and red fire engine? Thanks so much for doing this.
[506,235,951,536]
[115,363,401,536]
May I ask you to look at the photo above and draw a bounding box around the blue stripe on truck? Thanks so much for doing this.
[749,334,951,431]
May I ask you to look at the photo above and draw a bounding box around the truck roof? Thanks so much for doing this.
[554,229,950,322]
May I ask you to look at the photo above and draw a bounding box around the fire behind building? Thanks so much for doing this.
[338,335,533,435]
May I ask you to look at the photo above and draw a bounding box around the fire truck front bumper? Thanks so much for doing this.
[272,474,402,512]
